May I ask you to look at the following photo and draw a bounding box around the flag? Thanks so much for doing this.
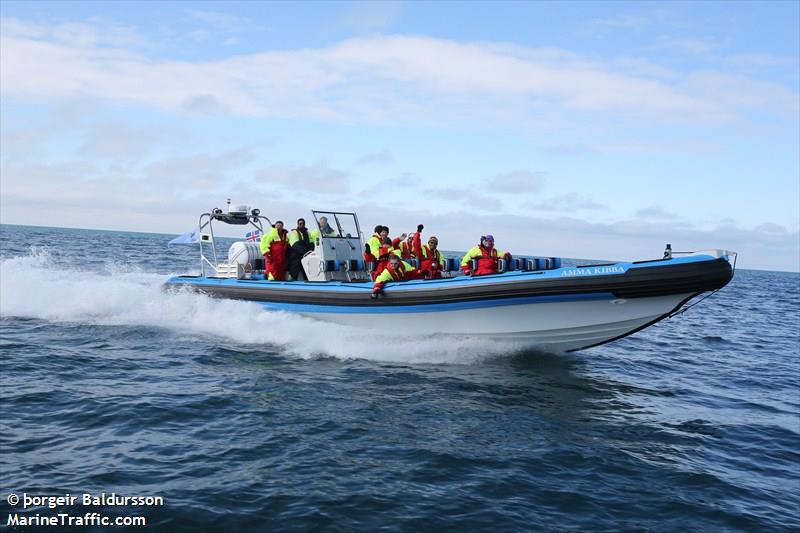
[168,228,201,246]
[245,230,262,242]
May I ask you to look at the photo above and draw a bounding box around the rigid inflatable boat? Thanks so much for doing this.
[164,203,736,352]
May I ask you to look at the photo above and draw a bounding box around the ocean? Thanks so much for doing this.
[1,224,798,531]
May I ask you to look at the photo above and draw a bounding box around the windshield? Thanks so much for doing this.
[312,210,360,239]
[334,214,359,239]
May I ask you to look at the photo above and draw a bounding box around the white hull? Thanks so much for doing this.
[283,292,694,352]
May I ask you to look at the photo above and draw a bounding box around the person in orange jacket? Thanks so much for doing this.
[460,234,511,276]
[412,225,445,279]
[371,254,427,298]
[259,221,290,281]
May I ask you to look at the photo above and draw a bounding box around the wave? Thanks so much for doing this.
[0,249,522,363]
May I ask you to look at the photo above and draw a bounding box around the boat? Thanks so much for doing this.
[164,202,736,352]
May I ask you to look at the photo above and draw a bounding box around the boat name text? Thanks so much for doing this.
[561,266,625,277]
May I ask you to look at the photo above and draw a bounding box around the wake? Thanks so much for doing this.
[0,249,521,363]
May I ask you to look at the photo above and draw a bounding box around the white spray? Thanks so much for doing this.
[0,249,522,363]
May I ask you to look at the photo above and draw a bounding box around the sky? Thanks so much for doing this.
[1,0,798,271]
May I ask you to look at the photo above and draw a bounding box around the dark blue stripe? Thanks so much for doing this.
[251,292,616,314]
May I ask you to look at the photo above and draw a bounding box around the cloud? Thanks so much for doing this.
[180,94,231,115]
[753,222,788,234]
[143,148,255,187]
[424,188,503,211]
[1,155,797,270]
[357,149,394,165]
[186,9,259,33]
[635,206,679,220]
[0,16,148,49]
[77,122,168,159]
[183,9,265,46]
[657,38,714,56]
[524,193,606,212]
[727,53,800,71]
[256,162,350,195]
[682,71,799,115]
[337,1,403,34]
[612,56,678,80]
[2,19,797,126]
[541,139,722,157]
[488,171,547,194]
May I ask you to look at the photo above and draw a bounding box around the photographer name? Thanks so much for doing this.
[18,493,163,509]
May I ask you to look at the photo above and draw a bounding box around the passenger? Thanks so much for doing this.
[460,235,511,276]
[392,231,415,259]
[309,216,338,242]
[260,220,290,281]
[287,218,314,281]
[412,225,445,279]
[371,253,427,299]
[367,225,398,280]
[382,226,394,247]
[363,225,382,267]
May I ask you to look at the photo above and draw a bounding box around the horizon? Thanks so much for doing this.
[3,221,796,274]
[1,1,798,272]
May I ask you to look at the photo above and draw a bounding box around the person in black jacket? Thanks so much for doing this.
[287,218,314,280]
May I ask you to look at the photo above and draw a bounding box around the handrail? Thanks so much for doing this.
[197,209,272,276]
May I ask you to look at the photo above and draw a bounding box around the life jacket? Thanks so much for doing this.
[292,228,310,244]
[474,246,498,275]
[422,245,441,263]
[269,230,288,255]
[421,245,442,273]
[390,237,413,259]
[261,228,288,255]
[364,233,380,263]
[384,262,405,281]
[368,235,393,260]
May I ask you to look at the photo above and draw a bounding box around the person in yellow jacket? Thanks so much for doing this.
[366,225,401,280]
[371,254,426,298]
[260,221,289,281]
[460,234,511,276]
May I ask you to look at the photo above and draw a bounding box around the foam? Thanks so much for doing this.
[0,249,521,363]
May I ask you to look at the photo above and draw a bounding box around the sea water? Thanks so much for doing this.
[1,224,798,531]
